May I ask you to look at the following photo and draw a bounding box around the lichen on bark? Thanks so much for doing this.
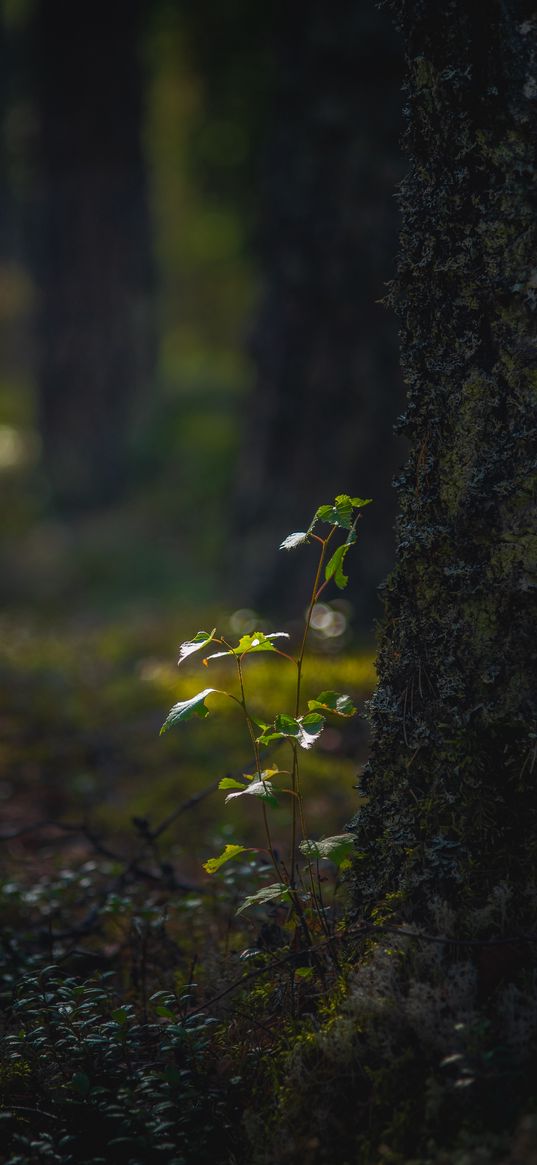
[350,0,537,932]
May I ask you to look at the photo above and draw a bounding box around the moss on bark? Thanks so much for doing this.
[350,0,537,933]
[244,8,537,1163]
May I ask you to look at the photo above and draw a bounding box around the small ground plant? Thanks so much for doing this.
[0,496,374,1165]
[160,494,371,947]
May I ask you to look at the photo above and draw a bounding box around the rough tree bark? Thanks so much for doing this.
[351,0,537,934]
[245,5,537,1162]
[29,0,154,512]
[233,0,404,624]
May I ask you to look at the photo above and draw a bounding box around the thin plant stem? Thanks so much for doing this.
[234,651,282,886]
[289,530,335,889]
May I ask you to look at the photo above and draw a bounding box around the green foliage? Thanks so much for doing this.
[299,834,355,868]
[202,842,251,873]
[307,690,357,717]
[256,711,326,749]
[203,631,290,662]
[159,687,218,734]
[235,883,291,915]
[0,494,375,1165]
[0,954,235,1165]
[177,628,217,664]
[160,495,368,921]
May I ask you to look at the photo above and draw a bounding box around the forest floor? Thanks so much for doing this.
[0,607,375,1165]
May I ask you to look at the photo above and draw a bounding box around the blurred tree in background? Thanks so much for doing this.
[234,0,404,623]
[0,0,403,627]
[29,0,155,513]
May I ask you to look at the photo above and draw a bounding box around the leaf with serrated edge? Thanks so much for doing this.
[325,544,350,589]
[299,834,354,867]
[204,631,289,663]
[218,778,246,791]
[280,531,309,550]
[160,688,217,735]
[297,713,325,749]
[307,691,356,717]
[257,713,324,749]
[257,713,300,746]
[225,780,278,807]
[236,883,290,915]
[203,844,251,874]
[241,767,280,781]
[177,629,216,665]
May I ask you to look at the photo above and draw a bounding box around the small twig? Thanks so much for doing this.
[2,1105,59,1122]
[185,920,537,1020]
[149,780,221,840]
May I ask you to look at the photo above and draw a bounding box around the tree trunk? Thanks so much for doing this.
[245,6,537,1162]
[30,0,154,513]
[351,0,537,934]
[233,0,404,626]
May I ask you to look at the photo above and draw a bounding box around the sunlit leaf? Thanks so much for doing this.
[280,531,309,550]
[203,843,251,874]
[225,779,278,807]
[236,883,291,915]
[311,495,372,533]
[257,712,300,746]
[257,712,324,750]
[218,777,247,791]
[312,496,352,530]
[298,712,325,748]
[325,544,351,590]
[204,631,290,663]
[240,766,280,781]
[313,504,335,524]
[250,715,269,732]
[238,632,290,654]
[308,691,357,717]
[177,628,216,665]
[294,966,314,980]
[160,688,217,735]
[299,834,355,867]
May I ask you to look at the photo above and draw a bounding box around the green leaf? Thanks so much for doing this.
[311,498,352,530]
[294,966,314,980]
[299,834,355,867]
[160,688,218,735]
[250,715,269,732]
[334,494,354,528]
[225,779,278,807]
[218,777,247,791]
[177,628,216,665]
[112,1007,128,1025]
[72,1072,91,1096]
[298,713,325,748]
[257,712,300,746]
[241,766,280,782]
[308,691,357,717]
[280,531,309,550]
[204,631,289,663]
[311,495,372,533]
[236,883,291,915]
[238,632,290,654]
[258,712,324,750]
[312,504,335,525]
[324,544,351,590]
[203,843,251,874]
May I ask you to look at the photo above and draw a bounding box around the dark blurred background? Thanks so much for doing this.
[0,0,404,634]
